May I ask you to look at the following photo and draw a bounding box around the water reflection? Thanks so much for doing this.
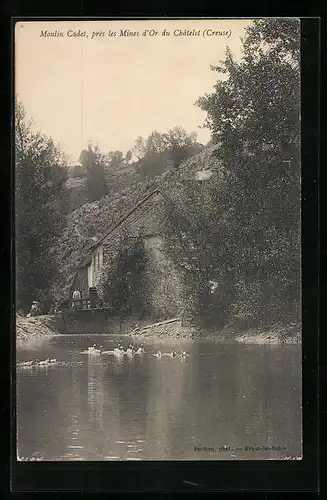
[145,354,188,459]
[87,355,104,430]
[61,353,84,460]
[16,337,302,461]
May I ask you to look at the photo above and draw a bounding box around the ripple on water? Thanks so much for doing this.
[62,455,84,461]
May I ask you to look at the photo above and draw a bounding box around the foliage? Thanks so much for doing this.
[160,177,236,327]
[15,100,69,312]
[47,19,301,333]
[161,19,301,328]
[79,143,108,202]
[102,234,149,317]
[132,126,203,178]
[69,164,87,178]
[105,150,124,171]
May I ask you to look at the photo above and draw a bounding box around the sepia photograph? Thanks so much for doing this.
[15,18,301,462]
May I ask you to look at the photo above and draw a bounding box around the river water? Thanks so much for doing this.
[16,335,302,461]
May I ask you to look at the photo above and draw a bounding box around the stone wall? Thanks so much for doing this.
[62,309,141,334]
[143,235,184,319]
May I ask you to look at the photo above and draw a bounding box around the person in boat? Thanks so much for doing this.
[136,344,145,354]
[155,350,162,358]
[180,350,187,357]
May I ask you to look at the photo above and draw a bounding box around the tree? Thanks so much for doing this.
[162,19,301,328]
[106,150,124,169]
[15,100,69,312]
[79,143,108,202]
[133,136,148,160]
[125,150,132,163]
[132,127,201,179]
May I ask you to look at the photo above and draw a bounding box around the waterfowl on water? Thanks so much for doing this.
[126,345,135,356]
[136,344,145,354]
[38,357,51,366]
[88,344,100,353]
[18,360,34,367]
[113,344,125,356]
[88,344,104,354]
[170,345,177,357]
[19,358,53,367]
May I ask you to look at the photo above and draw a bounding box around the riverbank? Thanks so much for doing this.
[130,319,301,344]
[16,315,62,344]
[16,314,301,345]
[228,322,301,345]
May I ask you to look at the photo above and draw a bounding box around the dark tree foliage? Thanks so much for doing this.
[15,101,69,312]
[103,235,149,318]
[132,127,203,178]
[79,143,108,202]
[162,19,301,329]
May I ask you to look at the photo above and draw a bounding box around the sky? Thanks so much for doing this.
[15,19,250,163]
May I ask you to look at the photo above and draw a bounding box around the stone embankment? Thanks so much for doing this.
[130,318,301,344]
[16,314,300,345]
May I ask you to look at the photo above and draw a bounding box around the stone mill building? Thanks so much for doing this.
[69,189,185,320]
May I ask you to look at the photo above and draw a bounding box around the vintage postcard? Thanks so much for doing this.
[15,18,302,462]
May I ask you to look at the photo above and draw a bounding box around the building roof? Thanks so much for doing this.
[77,189,161,269]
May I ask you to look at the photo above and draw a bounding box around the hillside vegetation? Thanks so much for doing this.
[51,144,220,299]
[16,19,301,336]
